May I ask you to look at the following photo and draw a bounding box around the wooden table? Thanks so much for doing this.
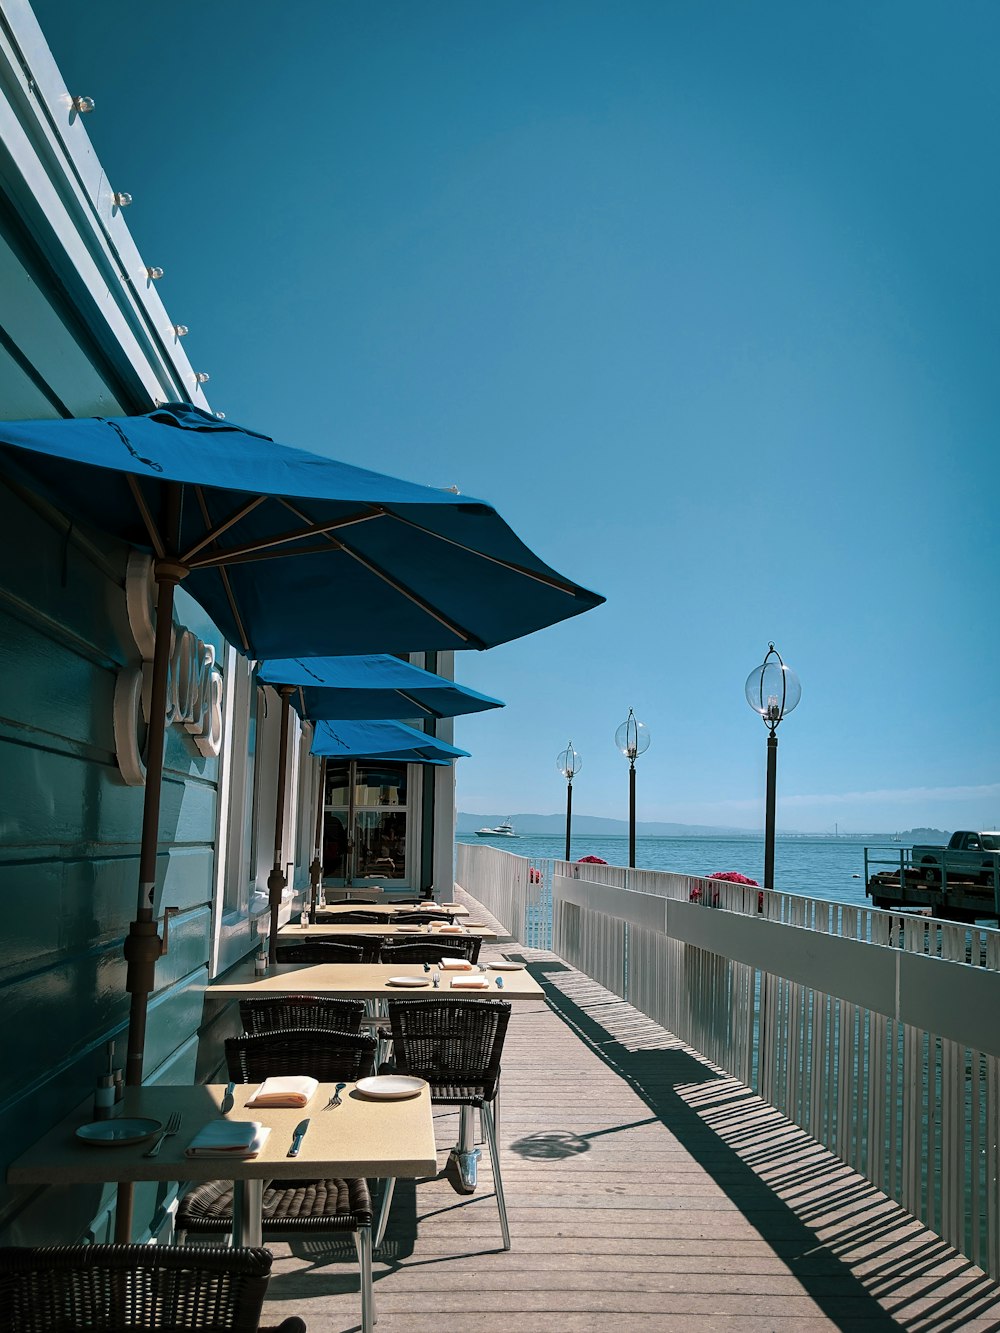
[278,920,497,939]
[7,1081,436,1248]
[209,961,544,1002]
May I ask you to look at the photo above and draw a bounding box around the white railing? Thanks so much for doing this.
[456,843,1000,1281]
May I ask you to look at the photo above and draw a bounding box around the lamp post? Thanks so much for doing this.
[556,741,582,861]
[745,643,801,890]
[615,709,650,868]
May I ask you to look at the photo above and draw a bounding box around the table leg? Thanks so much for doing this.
[449,1104,481,1193]
[232,1178,264,1246]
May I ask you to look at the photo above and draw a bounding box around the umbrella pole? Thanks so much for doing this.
[309,756,326,915]
[346,759,357,887]
[267,686,294,962]
[117,556,184,1241]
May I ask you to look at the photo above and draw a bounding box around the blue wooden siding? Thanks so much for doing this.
[0,476,222,1242]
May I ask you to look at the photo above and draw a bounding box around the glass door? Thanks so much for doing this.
[323,760,409,885]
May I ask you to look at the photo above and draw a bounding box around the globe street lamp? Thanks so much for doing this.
[745,643,801,890]
[556,741,582,861]
[615,709,650,868]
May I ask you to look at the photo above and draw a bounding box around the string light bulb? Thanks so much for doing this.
[71,95,95,113]
[172,324,189,337]
[194,371,210,384]
[112,191,132,207]
[145,266,164,280]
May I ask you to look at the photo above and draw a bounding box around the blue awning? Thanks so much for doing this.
[0,404,604,658]
[310,718,470,764]
[256,654,503,721]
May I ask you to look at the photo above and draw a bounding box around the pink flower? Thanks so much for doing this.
[576,855,608,864]
[707,871,759,885]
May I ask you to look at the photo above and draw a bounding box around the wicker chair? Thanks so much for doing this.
[312,910,387,925]
[176,1029,378,1333]
[390,910,457,925]
[274,939,365,965]
[239,994,367,1034]
[0,1243,305,1332]
[378,935,482,966]
[381,998,512,1250]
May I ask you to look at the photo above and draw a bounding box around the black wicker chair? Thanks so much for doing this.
[390,910,457,925]
[0,1244,305,1332]
[313,909,388,925]
[176,1029,378,1332]
[378,935,482,966]
[381,998,512,1250]
[274,939,366,965]
[239,994,367,1034]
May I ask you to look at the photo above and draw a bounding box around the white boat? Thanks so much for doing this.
[475,818,519,838]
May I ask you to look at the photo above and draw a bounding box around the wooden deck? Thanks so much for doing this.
[261,891,1000,1331]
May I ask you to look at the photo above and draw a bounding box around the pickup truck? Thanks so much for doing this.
[911,831,1000,886]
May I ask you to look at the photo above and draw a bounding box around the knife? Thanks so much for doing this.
[287,1118,310,1157]
[220,1082,235,1115]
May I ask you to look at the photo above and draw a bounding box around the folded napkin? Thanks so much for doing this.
[440,957,474,970]
[185,1121,271,1158]
[246,1075,318,1108]
[450,975,490,989]
[437,924,465,934]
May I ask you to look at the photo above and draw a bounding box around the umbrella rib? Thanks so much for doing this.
[388,510,586,596]
[333,540,482,645]
[395,689,438,719]
[185,511,382,569]
[181,490,268,562]
[218,564,251,653]
[126,474,165,559]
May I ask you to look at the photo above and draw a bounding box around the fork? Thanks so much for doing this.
[325,1082,347,1109]
[143,1111,182,1157]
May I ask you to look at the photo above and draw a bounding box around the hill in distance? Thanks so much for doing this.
[456,814,953,840]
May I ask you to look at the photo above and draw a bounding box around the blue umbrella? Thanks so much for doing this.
[256,654,505,721]
[311,718,471,763]
[254,656,499,954]
[0,404,604,658]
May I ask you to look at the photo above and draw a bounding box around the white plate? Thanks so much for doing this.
[355,1075,426,1100]
[396,925,422,932]
[385,975,430,987]
[75,1118,161,1146]
[487,961,525,971]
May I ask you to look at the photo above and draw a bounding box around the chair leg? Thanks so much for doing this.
[355,1224,375,1331]
[374,1177,396,1249]
[481,1102,510,1250]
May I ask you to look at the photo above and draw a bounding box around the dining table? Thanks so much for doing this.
[208,960,544,1002]
[7,1080,436,1247]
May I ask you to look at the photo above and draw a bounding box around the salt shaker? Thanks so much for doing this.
[300,909,310,928]
[93,1072,115,1120]
[255,948,268,977]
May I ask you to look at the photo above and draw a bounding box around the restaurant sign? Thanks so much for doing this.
[113,553,224,785]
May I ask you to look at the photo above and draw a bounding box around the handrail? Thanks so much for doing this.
[457,841,1000,1282]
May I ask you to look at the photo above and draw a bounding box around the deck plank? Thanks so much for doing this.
[261,888,1000,1330]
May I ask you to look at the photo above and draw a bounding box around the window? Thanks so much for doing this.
[323,760,409,884]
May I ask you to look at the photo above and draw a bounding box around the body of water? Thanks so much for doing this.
[455,833,902,909]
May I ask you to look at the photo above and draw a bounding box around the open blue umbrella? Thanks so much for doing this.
[311,718,471,763]
[0,402,603,1241]
[257,654,504,721]
[255,655,502,950]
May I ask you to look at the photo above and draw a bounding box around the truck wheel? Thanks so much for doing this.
[923,867,941,886]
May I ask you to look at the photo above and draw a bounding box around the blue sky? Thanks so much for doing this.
[33,0,999,833]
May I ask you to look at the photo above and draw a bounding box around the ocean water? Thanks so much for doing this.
[455,833,889,909]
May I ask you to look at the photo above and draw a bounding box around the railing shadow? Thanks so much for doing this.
[519,954,1000,1333]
